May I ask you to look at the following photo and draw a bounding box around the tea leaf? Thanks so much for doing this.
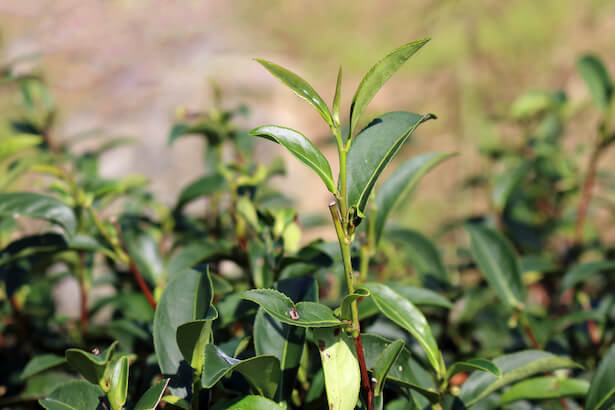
[65,341,118,390]
[447,358,501,382]
[108,356,129,410]
[39,381,103,410]
[500,376,589,405]
[134,379,169,410]
[0,192,76,234]
[577,55,613,110]
[349,39,429,138]
[562,260,615,289]
[586,343,615,410]
[250,125,336,193]
[387,228,448,284]
[176,319,213,374]
[373,339,404,396]
[20,354,66,380]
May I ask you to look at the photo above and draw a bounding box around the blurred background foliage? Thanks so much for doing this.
[0,0,614,239]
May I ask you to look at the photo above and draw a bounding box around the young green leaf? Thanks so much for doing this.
[359,285,452,319]
[250,125,336,193]
[176,319,213,375]
[576,55,613,111]
[241,288,342,328]
[153,268,216,398]
[332,66,343,127]
[39,381,104,410]
[201,344,280,399]
[459,350,582,406]
[0,192,76,234]
[374,152,454,243]
[499,376,589,405]
[340,287,370,321]
[134,379,169,410]
[346,111,435,217]
[0,134,42,162]
[373,340,405,396]
[362,283,444,378]
[349,38,430,138]
[65,341,118,390]
[255,59,334,128]
[562,260,615,289]
[213,395,285,410]
[20,354,66,380]
[465,224,525,310]
[387,228,448,283]
[108,356,129,410]
[312,328,361,410]
[446,358,501,382]
[586,343,615,410]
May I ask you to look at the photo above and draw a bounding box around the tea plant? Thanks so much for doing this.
[0,39,614,410]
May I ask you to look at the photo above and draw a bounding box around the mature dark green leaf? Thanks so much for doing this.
[166,240,233,279]
[134,379,169,410]
[361,334,438,402]
[460,350,582,406]
[176,319,213,374]
[374,153,453,243]
[16,372,75,402]
[21,354,66,380]
[499,376,589,404]
[175,173,226,210]
[39,381,103,410]
[562,261,615,289]
[312,328,361,410]
[349,39,429,138]
[255,59,333,127]
[124,229,164,286]
[250,125,336,193]
[359,285,451,320]
[465,224,525,310]
[586,343,615,410]
[201,344,280,398]
[241,289,342,327]
[153,268,215,397]
[65,341,118,389]
[447,358,501,382]
[346,112,434,217]
[0,192,76,234]
[108,356,129,410]
[363,283,444,377]
[373,339,405,396]
[576,55,613,110]
[387,229,448,283]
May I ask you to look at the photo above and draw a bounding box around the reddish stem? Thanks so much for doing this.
[129,261,157,310]
[353,333,373,410]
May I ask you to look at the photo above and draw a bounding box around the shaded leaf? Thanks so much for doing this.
[65,341,118,389]
[491,161,531,211]
[176,319,213,374]
[212,395,284,410]
[562,260,615,289]
[447,358,500,382]
[387,229,448,283]
[0,192,76,234]
[134,379,170,410]
[586,343,615,410]
[39,381,103,410]
[373,339,405,396]
[20,354,66,380]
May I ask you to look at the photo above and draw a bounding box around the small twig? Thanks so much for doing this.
[78,251,89,332]
[574,144,601,244]
[353,333,373,410]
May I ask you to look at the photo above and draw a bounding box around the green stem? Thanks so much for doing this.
[338,138,349,220]
[192,375,201,410]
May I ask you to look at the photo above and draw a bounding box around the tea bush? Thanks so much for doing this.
[0,39,614,410]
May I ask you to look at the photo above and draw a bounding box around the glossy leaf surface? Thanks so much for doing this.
[347,111,433,217]
[362,283,444,377]
[65,341,118,389]
[250,125,336,193]
[176,319,213,374]
[374,152,454,243]
[446,358,500,381]
[201,344,280,398]
[373,339,404,396]
[586,343,615,410]
[255,59,334,127]
[0,192,76,234]
[134,379,169,410]
[312,327,361,410]
[499,376,589,404]
[241,288,341,327]
[460,350,582,406]
[466,224,525,310]
[349,39,429,137]
[39,381,103,410]
[108,356,129,410]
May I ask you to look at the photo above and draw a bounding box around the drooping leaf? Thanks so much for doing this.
[312,327,361,410]
[250,125,336,193]
[176,319,213,374]
[346,111,435,218]
[387,229,448,283]
[362,283,444,378]
[459,350,582,406]
[108,356,129,410]
[175,173,226,210]
[562,260,615,289]
[586,343,615,410]
[446,358,501,382]
[39,381,104,410]
[349,39,430,138]
[65,341,118,389]
[373,339,405,396]
[0,192,76,234]
[374,153,454,243]
[134,379,170,410]
[576,54,613,110]
[465,224,525,310]
[153,268,216,397]
[20,354,66,380]
[241,288,342,328]
[201,344,280,399]
[255,59,334,128]
[499,376,589,405]
[361,333,438,402]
